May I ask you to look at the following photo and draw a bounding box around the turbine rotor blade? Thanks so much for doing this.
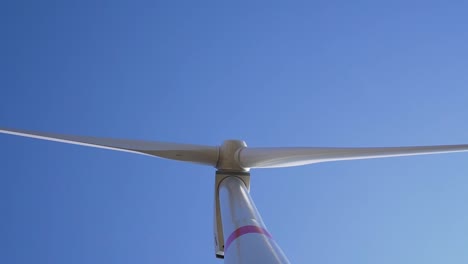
[239,145,468,168]
[0,128,218,166]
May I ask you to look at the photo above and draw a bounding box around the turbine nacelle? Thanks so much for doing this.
[216,140,248,172]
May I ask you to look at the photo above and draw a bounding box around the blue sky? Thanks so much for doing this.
[1,1,468,263]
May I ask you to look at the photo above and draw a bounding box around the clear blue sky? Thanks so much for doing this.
[1,1,468,263]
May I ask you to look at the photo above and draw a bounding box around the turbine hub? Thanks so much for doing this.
[216,140,248,172]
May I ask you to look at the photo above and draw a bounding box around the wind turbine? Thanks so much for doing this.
[1,127,468,263]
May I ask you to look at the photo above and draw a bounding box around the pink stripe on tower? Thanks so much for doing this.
[225,225,273,250]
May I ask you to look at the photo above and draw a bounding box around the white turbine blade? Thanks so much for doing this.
[239,145,468,168]
[0,128,218,166]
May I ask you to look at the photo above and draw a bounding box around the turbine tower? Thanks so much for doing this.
[2,127,468,263]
